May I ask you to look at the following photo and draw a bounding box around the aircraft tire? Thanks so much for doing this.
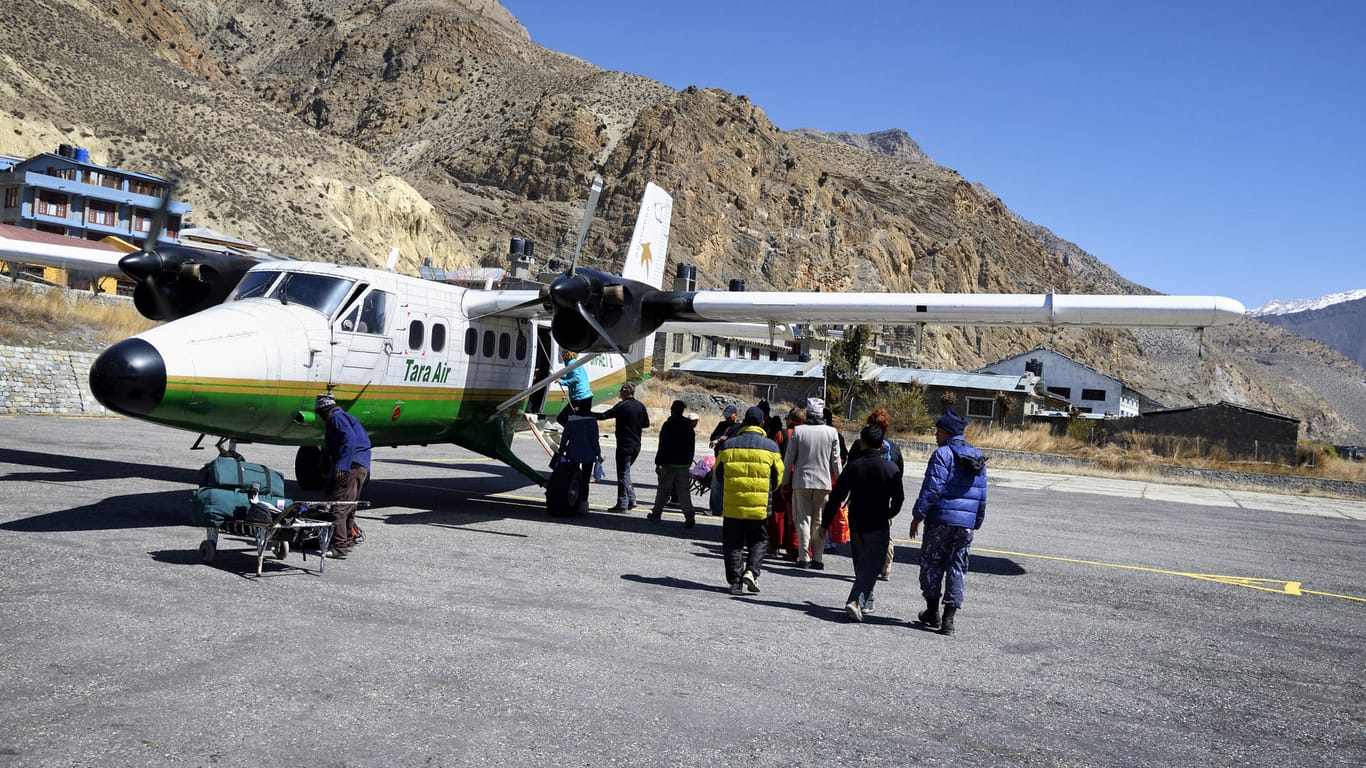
[546,462,587,517]
[199,540,216,563]
[294,446,326,492]
[273,541,289,560]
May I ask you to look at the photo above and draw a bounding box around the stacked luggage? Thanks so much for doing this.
[189,455,291,528]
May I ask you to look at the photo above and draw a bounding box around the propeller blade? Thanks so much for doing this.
[567,175,603,275]
[144,176,177,249]
[575,301,629,362]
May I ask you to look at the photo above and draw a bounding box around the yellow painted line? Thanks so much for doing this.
[968,546,1365,602]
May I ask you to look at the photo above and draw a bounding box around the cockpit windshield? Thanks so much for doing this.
[265,273,356,317]
[231,270,282,301]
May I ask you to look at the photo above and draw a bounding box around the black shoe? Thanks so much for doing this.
[918,598,941,629]
[647,510,662,522]
[683,516,695,529]
[809,560,825,571]
[793,561,809,570]
[939,606,957,635]
[604,504,627,513]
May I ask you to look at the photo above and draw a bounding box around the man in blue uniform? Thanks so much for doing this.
[315,393,372,558]
[909,406,987,635]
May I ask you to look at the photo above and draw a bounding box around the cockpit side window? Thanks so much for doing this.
[231,270,282,300]
[358,290,391,335]
[267,273,355,316]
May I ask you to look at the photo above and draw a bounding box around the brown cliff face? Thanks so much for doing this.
[3,0,1361,441]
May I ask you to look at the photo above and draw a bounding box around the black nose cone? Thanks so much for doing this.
[89,338,166,417]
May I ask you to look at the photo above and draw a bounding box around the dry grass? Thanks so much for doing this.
[963,421,1366,486]
[0,282,157,349]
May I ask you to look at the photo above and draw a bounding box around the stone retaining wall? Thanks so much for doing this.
[0,345,107,416]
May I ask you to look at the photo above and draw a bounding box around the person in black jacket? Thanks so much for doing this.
[821,424,904,622]
[648,400,697,527]
[598,381,650,513]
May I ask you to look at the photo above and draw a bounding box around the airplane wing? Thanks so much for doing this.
[654,291,1246,328]
[0,223,126,276]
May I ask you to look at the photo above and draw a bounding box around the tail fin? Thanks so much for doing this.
[619,182,672,289]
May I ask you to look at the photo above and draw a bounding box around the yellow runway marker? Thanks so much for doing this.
[889,540,1366,603]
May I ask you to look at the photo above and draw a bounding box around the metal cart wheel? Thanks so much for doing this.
[199,540,216,563]
[272,541,289,560]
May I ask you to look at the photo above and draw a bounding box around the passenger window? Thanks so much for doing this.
[408,321,425,350]
[482,330,494,358]
[431,324,446,353]
[498,333,511,359]
[464,328,477,355]
[515,332,528,360]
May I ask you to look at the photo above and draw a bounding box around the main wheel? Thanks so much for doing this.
[545,463,587,517]
[198,540,216,563]
[272,541,289,560]
[295,445,326,491]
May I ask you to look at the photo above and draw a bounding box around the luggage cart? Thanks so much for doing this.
[198,496,369,575]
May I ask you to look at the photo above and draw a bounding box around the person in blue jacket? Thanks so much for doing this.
[909,406,986,635]
[315,393,372,558]
[556,350,594,426]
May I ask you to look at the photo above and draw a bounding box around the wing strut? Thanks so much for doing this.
[490,352,602,420]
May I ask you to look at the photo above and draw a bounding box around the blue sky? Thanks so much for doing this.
[500,1,1365,309]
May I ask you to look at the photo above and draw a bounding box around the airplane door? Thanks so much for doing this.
[528,325,554,415]
[331,289,393,389]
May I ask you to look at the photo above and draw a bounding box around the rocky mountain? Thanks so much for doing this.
[1251,293,1366,369]
[2,0,1362,442]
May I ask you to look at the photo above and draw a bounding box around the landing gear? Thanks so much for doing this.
[545,462,588,517]
[295,445,326,491]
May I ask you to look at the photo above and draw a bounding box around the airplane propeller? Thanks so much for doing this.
[116,178,259,321]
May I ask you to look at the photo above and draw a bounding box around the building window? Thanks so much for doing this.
[965,397,995,419]
[1081,388,1106,401]
[132,208,153,233]
[690,336,702,353]
[86,200,116,227]
[3,187,19,208]
[130,180,159,197]
[769,350,778,361]
[408,321,424,350]
[35,191,69,218]
[1047,386,1071,399]
[46,167,75,180]
[85,170,120,189]
[672,334,684,354]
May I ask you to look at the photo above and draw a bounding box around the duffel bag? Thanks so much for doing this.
[198,456,286,497]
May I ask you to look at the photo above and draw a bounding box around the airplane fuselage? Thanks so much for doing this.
[89,261,631,482]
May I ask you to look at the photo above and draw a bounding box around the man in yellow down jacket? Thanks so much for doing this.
[713,406,786,596]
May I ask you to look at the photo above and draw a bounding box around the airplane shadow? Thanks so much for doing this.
[0,489,188,532]
[0,447,194,485]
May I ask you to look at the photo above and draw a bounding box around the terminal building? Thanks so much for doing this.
[0,145,190,291]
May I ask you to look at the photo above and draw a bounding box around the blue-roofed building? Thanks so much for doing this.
[0,144,189,253]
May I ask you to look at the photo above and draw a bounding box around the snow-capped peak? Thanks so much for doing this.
[1251,289,1366,316]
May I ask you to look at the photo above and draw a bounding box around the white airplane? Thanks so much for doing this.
[5,177,1246,507]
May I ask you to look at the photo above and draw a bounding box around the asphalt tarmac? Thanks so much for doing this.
[1,415,1362,768]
